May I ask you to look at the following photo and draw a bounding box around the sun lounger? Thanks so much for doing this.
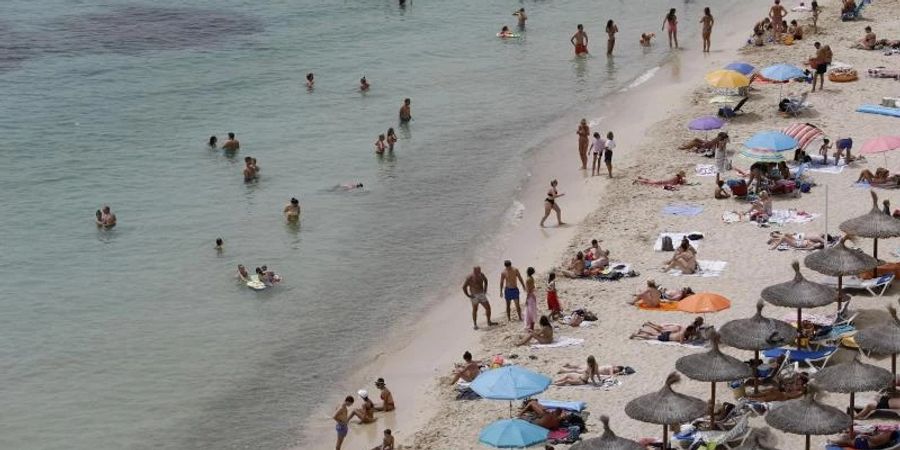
[762,346,837,372]
[822,273,895,296]
[842,0,869,21]
[781,92,812,117]
[688,414,752,450]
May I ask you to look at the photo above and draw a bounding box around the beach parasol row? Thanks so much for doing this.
[676,331,752,425]
[804,237,878,309]
[568,415,643,450]
[625,373,705,450]
[764,385,851,450]
[839,191,900,262]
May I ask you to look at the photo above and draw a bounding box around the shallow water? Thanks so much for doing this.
[0,0,742,448]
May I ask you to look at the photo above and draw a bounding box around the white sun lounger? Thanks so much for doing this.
[822,273,895,297]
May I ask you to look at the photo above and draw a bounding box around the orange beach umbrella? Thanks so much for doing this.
[677,292,731,313]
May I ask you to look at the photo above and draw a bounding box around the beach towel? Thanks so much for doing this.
[637,301,681,311]
[722,211,742,223]
[654,232,704,251]
[768,209,820,225]
[662,204,704,216]
[538,399,587,412]
[695,164,718,177]
[668,260,727,277]
[589,262,637,282]
[709,95,744,104]
[567,378,622,390]
[641,339,708,349]
[858,104,900,118]
[531,336,584,349]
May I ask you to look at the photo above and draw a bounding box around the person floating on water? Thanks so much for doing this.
[95,205,117,228]
[306,72,314,89]
[208,135,217,148]
[399,98,411,122]
[513,8,527,29]
[499,26,514,38]
[571,24,589,56]
[222,132,239,152]
[360,76,370,91]
[283,197,300,222]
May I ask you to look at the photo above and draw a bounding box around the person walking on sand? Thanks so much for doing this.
[603,131,615,177]
[463,266,497,329]
[571,24,589,56]
[700,7,714,52]
[399,98,411,123]
[576,118,590,169]
[540,179,564,227]
[811,41,832,92]
[524,267,538,330]
[334,396,354,450]
[590,132,605,176]
[662,9,678,48]
[769,0,787,41]
[500,260,525,322]
[605,20,618,56]
[284,197,301,222]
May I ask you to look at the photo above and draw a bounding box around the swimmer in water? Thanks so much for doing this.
[399,98,411,122]
[571,24,589,56]
[215,238,224,250]
[360,76,370,91]
[306,73,314,89]
[237,264,250,282]
[640,32,655,47]
[499,26,513,38]
[243,156,259,182]
[208,135,218,148]
[340,182,365,191]
[284,197,301,222]
[375,134,387,154]
[386,128,397,151]
[513,8,527,29]
[96,205,117,228]
[222,132,240,152]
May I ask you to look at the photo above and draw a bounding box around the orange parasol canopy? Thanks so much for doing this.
[676,292,731,313]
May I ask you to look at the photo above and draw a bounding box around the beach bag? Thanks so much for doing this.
[800,182,812,193]
[717,106,735,118]
[661,236,674,251]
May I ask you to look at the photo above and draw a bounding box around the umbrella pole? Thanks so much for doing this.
[806,434,811,450]
[753,350,760,394]
[849,392,856,438]
[874,238,879,277]
[893,354,897,392]
[797,307,803,348]
[709,382,717,427]
[662,424,669,450]
[837,276,843,311]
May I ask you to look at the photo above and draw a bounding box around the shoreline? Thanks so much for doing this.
[299,1,766,447]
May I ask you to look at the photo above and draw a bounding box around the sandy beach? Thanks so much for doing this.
[305,0,900,448]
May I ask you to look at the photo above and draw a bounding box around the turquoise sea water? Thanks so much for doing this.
[1,0,743,448]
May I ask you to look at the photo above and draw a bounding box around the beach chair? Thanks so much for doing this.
[842,0,869,21]
[762,346,837,373]
[686,414,752,450]
[782,93,811,117]
[717,97,748,119]
[823,273,895,297]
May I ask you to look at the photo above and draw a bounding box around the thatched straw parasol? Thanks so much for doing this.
[676,331,752,425]
[568,415,644,450]
[813,354,893,435]
[625,373,706,450]
[761,261,836,346]
[804,237,878,310]
[734,428,783,450]
[765,384,852,450]
[839,191,900,268]
[720,301,797,392]
[855,304,900,382]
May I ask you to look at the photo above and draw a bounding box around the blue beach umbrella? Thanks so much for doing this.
[479,418,549,448]
[471,365,551,400]
[724,62,755,75]
[760,63,806,81]
[744,131,799,152]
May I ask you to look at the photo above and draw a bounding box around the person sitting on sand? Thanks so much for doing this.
[842,0,857,14]
[631,323,699,343]
[446,351,481,385]
[715,175,730,199]
[747,191,773,222]
[561,251,587,278]
[662,237,698,274]
[518,399,564,429]
[628,279,662,307]
[371,429,395,450]
[354,390,377,424]
[640,32,655,47]
[753,18,771,38]
[566,309,586,327]
[516,316,554,346]
[634,170,687,188]
[829,429,898,449]
[788,20,803,40]
[768,231,826,250]
[855,392,900,419]
[373,378,394,412]
[679,132,728,154]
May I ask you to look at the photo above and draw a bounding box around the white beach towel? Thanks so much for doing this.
[563,316,595,327]
[530,336,584,349]
[641,339,708,349]
[568,378,622,390]
[768,209,820,225]
[695,164,718,177]
[654,232,704,251]
[667,260,727,277]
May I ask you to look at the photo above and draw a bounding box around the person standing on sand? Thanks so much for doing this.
[571,24,589,56]
[540,179,564,227]
[662,9,678,48]
[576,118,590,169]
[700,7,714,52]
[500,260,525,322]
[334,396,354,450]
[373,378,395,412]
[462,266,497,329]
[605,20,618,56]
[590,131,605,176]
[399,98,412,123]
[769,0,787,42]
[811,1,819,33]
[283,197,300,222]
[604,131,615,177]
[524,267,538,330]
[546,272,562,320]
[811,41,832,92]
[222,132,240,152]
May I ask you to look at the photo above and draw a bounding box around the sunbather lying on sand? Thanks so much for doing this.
[516,316,554,346]
[628,279,662,307]
[554,355,625,385]
[630,323,699,343]
[768,231,826,250]
[858,168,900,186]
[662,237,698,274]
[445,351,482,385]
[634,170,687,188]
[744,372,807,402]
[641,317,704,334]
[662,286,694,301]
[678,132,729,154]
[829,429,898,449]
[856,392,900,419]
[518,399,564,429]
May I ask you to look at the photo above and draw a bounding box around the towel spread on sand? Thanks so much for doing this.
[667,260,727,277]
[531,336,584,349]
[695,164,718,177]
[722,210,818,225]
[641,339,708,349]
[637,302,680,311]
[568,378,622,390]
[654,232,704,251]
[662,204,704,216]
[538,399,587,411]
[805,163,846,174]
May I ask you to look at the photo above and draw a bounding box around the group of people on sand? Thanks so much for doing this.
[560,239,610,279]
[576,119,616,177]
[630,317,705,343]
[333,378,396,450]
[628,278,695,307]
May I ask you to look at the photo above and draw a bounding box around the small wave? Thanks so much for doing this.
[588,117,605,128]
[506,200,526,225]
[621,66,660,92]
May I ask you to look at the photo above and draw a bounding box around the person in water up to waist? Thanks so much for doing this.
[283,197,300,222]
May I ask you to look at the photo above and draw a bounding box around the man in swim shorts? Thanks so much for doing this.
[222,132,240,152]
[811,41,832,92]
[399,98,411,122]
[571,24,589,56]
[499,260,525,322]
[463,266,496,330]
[333,395,354,450]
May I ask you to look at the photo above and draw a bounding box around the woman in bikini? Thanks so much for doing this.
[386,128,397,151]
[662,237,698,274]
[632,324,697,343]
[576,119,590,169]
[635,170,687,187]
[540,179,565,227]
[524,267,538,330]
[605,20,618,56]
[517,316,554,346]
[700,7,714,52]
[768,231,826,250]
[662,8,678,49]
[554,356,625,385]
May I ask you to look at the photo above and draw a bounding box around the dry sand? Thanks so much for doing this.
[305,0,900,448]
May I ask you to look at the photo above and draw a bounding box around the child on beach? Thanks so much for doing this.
[662,8,678,48]
[546,272,562,320]
[604,131,615,177]
[524,267,538,330]
[640,33,655,47]
[590,132,605,176]
[386,128,397,151]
